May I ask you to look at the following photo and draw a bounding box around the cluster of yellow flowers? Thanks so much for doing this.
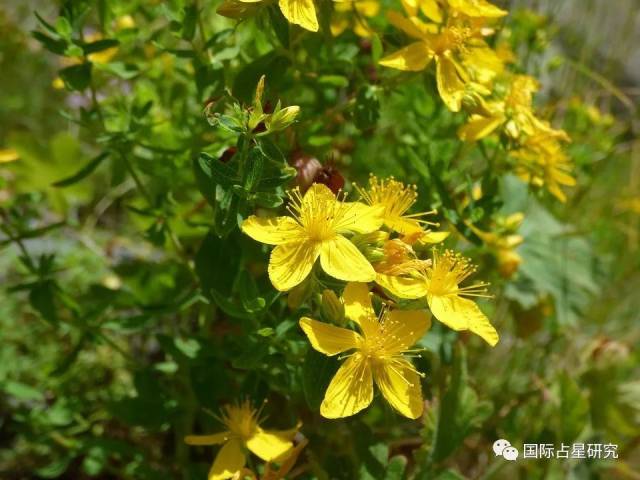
[216,0,575,203]
[379,0,575,202]
[243,178,498,415]
[189,178,500,478]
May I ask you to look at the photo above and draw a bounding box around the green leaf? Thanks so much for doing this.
[558,372,588,443]
[3,380,44,401]
[268,5,289,48]
[244,148,265,191]
[198,152,240,189]
[29,280,59,324]
[431,344,492,462]
[252,192,283,208]
[195,231,241,298]
[59,62,93,91]
[302,349,339,410]
[82,38,119,54]
[182,4,199,41]
[35,457,72,479]
[384,456,407,480]
[53,152,109,187]
[238,270,266,313]
[55,16,73,38]
[31,31,67,55]
[353,86,380,130]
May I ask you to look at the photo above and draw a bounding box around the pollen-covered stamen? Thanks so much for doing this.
[356,175,436,226]
[386,357,426,383]
[426,249,491,298]
[219,399,262,440]
[285,186,347,241]
[358,305,421,359]
[435,25,473,55]
[357,175,417,217]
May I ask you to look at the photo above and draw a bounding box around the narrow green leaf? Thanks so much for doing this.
[53,152,109,187]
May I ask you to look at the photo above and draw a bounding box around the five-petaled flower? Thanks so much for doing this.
[377,249,499,346]
[241,183,384,291]
[379,2,504,111]
[300,282,431,419]
[185,400,298,480]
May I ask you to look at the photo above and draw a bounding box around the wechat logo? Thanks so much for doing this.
[493,439,519,461]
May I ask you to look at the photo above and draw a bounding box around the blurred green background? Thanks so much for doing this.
[1,0,639,479]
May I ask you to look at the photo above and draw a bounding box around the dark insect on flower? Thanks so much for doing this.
[313,162,345,194]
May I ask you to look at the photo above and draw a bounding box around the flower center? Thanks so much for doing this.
[286,187,344,242]
[222,401,259,440]
[426,250,489,297]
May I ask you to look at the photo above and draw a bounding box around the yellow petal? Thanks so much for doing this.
[427,295,499,346]
[321,353,373,418]
[419,0,442,22]
[330,17,349,37]
[357,0,380,17]
[343,282,374,318]
[279,0,319,32]
[0,148,19,163]
[458,115,504,142]
[320,235,376,283]
[376,273,428,299]
[185,432,230,445]
[209,438,245,480]
[373,358,423,418]
[343,282,378,337]
[241,216,304,245]
[448,0,507,18]
[462,45,503,85]
[299,317,361,355]
[263,439,308,480]
[383,309,431,354]
[386,11,426,40]
[269,241,320,291]
[335,202,384,234]
[246,428,294,462]
[417,231,450,244]
[304,182,335,205]
[385,216,422,235]
[379,42,433,71]
[436,56,467,112]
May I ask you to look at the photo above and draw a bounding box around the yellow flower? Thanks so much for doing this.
[241,183,384,291]
[377,249,498,346]
[356,175,436,235]
[233,0,332,32]
[300,282,431,419]
[470,212,524,278]
[459,75,570,143]
[185,401,298,480]
[331,0,380,37]
[512,133,576,202]
[0,148,19,164]
[379,11,503,111]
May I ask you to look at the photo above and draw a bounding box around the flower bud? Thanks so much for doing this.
[265,103,300,133]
